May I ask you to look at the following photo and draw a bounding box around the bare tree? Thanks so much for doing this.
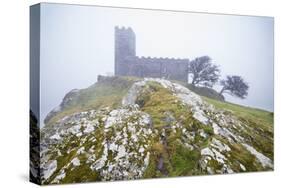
[189,56,220,87]
[219,75,249,99]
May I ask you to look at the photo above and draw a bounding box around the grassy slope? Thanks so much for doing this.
[203,96,274,160]
[186,84,225,102]
[203,97,273,129]
[43,76,274,181]
[137,81,274,176]
[45,76,139,127]
[172,80,225,102]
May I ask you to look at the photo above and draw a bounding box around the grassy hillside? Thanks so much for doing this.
[41,76,274,184]
[44,76,139,127]
[203,96,274,160]
[203,97,273,131]
[186,84,225,102]
[171,79,225,102]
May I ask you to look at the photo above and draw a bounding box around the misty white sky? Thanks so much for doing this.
[40,3,274,126]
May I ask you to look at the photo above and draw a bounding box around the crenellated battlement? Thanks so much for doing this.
[115,26,133,31]
[115,26,189,82]
[136,56,189,61]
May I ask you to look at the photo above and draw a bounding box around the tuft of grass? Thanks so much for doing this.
[228,143,263,172]
[168,142,200,176]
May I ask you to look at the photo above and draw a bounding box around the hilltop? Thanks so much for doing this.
[40,76,273,184]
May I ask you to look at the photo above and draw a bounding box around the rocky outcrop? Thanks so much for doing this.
[41,105,154,184]
[44,89,80,125]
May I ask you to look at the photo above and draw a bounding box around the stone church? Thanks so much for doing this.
[114,26,189,82]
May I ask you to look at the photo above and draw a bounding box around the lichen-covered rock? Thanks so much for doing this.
[42,160,57,180]
[41,105,154,184]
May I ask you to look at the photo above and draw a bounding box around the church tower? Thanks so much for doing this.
[114,26,136,75]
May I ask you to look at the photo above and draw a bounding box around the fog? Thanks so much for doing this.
[40,3,274,127]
